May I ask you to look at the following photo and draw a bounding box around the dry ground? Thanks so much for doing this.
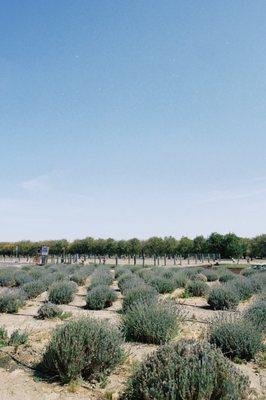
[0,271,265,400]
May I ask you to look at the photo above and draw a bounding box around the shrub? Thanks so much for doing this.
[230,278,253,301]
[219,270,235,283]
[208,285,239,310]
[48,281,77,304]
[0,269,15,287]
[121,339,249,400]
[37,302,63,319]
[122,285,158,313]
[136,268,153,281]
[0,289,26,313]
[173,272,188,288]
[149,276,176,293]
[9,329,28,347]
[183,267,203,279]
[118,274,144,294]
[86,285,116,310]
[22,280,46,299]
[70,271,87,285]
[185,280,209,297]
[30,269,46,280]
[121,300,185,344]
[241,268,256,277]
[117,272,133,290]
[0,326,8,346]
[209,315,263,361]
[248,273,265,293]
[193,273,208,282]
[90,269,113,288]
[243,300,266,331]
[41,317,124,383]
[202,269,219,282]
[14,271,33,286]
[115,266,131,279]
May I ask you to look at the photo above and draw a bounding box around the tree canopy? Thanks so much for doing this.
[0,233,265,259]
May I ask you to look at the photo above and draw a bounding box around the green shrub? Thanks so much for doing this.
[0,269,15,287]
[149,276,176,293]
[48,281,77,304]
[40,273,57,290]
[183,267,203,279]
[208,285,240,310]
[14,271,33,286]
[22,280,46,299]
[37,302,63,319]
[9,329,28,347]
[248,273,266,293]
[209,315,263,361]
[241,268,256,277]
[243,300,266,331]
[121,339,249,400]
[122,285,158,313]
[30,269,46,280]
[118,275,144,294]
[202,269,219,282]
[0,289,26,313]
[90,269,113,288]
[0,326,8,346]
[41,317,124,383]
[173,272,188,288]
[185,280,209,297]
[219,270,235,283]
[86,285,116,310]
[115,266,131,279]
[136,268,154,281]
[230,278,253,301]
[70,272,87,285]
[121,300,185,344]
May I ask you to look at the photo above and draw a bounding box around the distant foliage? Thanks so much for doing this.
[41,317,124,383]
[209,315,263,361]
[208,285,240,310]
[122,300,185,344]
[0,289,26,313]
[48,281,77,304]
[86,285,116,310]
[121,339,249,400]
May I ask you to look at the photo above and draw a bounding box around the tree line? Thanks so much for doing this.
[0,233,265,259]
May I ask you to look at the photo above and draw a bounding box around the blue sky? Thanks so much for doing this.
[0,0,266,241]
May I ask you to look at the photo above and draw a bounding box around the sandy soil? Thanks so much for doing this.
[0,275,265,400]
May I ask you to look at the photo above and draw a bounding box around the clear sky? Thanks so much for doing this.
[0,0,266,241]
